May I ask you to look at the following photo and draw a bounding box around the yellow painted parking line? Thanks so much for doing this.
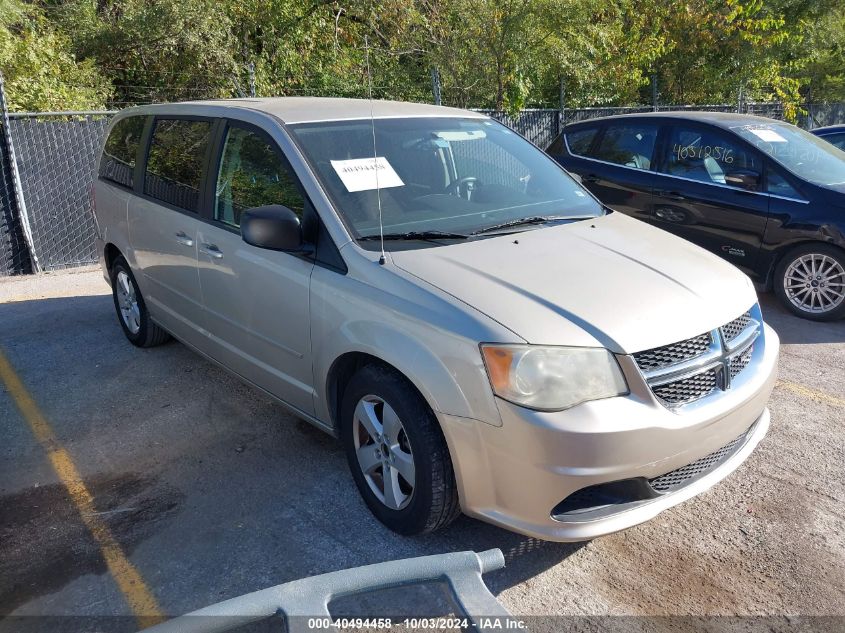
[777,379,845,408]
[0,348,164,626]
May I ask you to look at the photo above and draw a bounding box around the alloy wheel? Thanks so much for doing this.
[783,253,845,314]
[352,395,416,511]
[115,270,141,334]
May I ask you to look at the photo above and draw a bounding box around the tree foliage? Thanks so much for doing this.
[0,0,843,115]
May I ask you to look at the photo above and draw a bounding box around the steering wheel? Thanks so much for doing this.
[445,176,480,200]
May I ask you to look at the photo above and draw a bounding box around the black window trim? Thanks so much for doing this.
[205,118,310,232]
[136,114,219,218]
[657,120,811,203]
[97,114,148,192]
[562,122,604,159]
[563,117,811,204]
[205,117,348,273]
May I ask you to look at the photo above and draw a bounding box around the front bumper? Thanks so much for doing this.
[438,323,779,542]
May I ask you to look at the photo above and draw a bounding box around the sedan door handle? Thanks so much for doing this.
[657,190,687,201]
[199,243,223,259]
[582,174,600,183]
[175,231,194,247]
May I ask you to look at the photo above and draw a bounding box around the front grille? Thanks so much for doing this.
[730,345,754,379]
[633,333,711,373]
[633,305,761,408]
[720,310,753,343]
[649,431,747,492]
[652,368,718,405]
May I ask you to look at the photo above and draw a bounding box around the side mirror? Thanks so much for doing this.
[724,169,760,191]
[241,205,305,252]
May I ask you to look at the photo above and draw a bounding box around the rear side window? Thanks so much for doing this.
[144,119,212,212]
[99,116,145,188]
[215,125,304,228]
[593,123,658,170]
[563,127,599,156]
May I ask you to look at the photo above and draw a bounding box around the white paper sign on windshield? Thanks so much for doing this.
[330,157,404,192]
[748,128,787,143]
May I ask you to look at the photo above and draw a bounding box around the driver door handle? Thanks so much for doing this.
[175,231,194,247]
[582,174,600,183]
[657,190,687,201]
[199,243,223,259]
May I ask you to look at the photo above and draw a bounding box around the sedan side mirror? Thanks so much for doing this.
[724,169,760,191]
[241,205,305,252]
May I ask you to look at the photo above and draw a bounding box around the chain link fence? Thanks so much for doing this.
[1,101,844,277]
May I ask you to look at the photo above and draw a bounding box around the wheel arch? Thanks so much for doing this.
[764,239,845,289]
[103,242,123,275]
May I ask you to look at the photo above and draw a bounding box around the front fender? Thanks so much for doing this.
[310,265,512,429]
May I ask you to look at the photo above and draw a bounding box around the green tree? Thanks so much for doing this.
[0,0,111,111]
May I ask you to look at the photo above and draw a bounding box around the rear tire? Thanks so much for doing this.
[774,244,845,321]
[340,364,461,535]
[110,256,171,347]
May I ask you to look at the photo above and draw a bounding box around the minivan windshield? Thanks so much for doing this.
[731,122,845,187]
[289,117,602,244]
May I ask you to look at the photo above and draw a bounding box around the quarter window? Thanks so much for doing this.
[99,116,145,188]
[215,126,304,228]
[662,126,761,190]
[144,119,212,213]
[563,127,599,157]
[593,123,658,170]
[821,133,845,150]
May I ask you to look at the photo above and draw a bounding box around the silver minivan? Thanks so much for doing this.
[93,98,779,541]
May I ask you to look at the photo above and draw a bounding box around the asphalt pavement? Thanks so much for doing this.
[1,267,843,628]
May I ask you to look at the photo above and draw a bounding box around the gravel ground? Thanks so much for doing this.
[0,268,843,627]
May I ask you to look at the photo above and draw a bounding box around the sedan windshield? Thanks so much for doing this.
[289,117,602,244]
[731,122,845,187]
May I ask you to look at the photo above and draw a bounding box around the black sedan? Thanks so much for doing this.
[547,112,845,321]
[812,124,845,150]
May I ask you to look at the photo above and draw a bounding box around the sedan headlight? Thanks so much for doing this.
[480,344,628,411]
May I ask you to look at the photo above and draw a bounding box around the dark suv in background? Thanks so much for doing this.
[548,112,845,321]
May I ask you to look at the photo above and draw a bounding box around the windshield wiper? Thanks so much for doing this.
[470,215,581,236]
[358,230,470,242]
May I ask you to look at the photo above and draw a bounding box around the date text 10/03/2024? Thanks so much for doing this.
[306,617,527,629]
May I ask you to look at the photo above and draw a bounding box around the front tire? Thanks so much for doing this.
[774,244,845,321]
[110,256,171,347]
[340,364,460,535]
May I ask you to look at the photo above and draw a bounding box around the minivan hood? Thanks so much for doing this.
[390,212,757,354]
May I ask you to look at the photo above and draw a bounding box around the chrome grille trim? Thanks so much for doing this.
[633,305,763,409]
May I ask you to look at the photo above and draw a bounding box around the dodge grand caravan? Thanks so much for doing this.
[94,98,779,541]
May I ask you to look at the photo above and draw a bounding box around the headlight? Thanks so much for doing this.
[480,344,628,411]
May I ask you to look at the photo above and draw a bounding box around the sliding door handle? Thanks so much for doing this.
[175,231,194,247]
[199,243,223,259]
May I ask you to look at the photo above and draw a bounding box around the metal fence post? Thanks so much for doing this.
[0,72,40,273]
[558,76,565,135]
[651,74,658,112]
[431,66,442,106]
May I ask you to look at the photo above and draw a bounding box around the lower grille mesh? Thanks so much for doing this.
[649,432,746,492]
